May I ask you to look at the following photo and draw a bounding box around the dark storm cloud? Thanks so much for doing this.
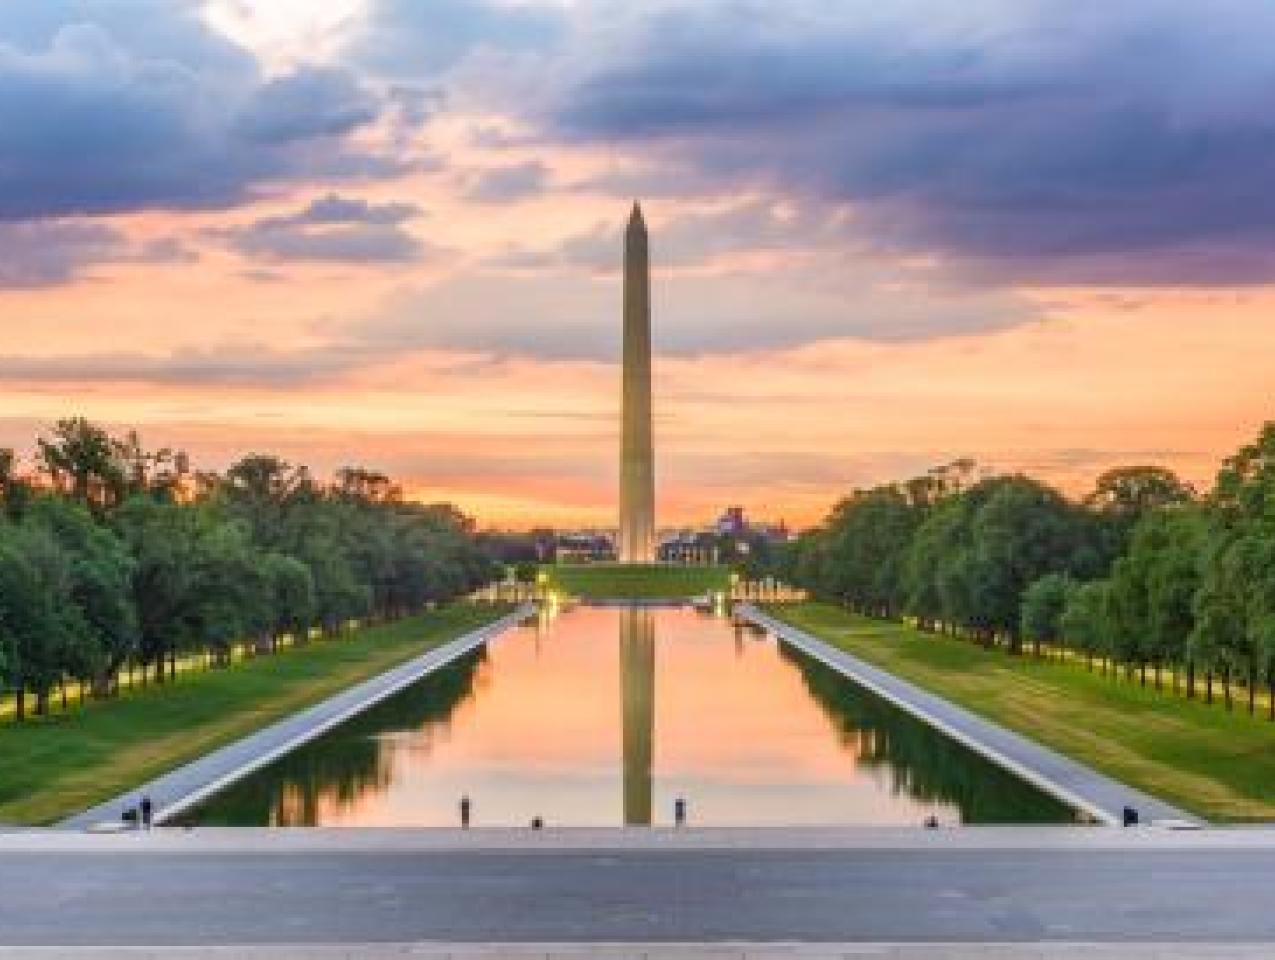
[218,194,429,264]
[548,0,1275,284]
[233,67,379,144]
[0,4,403,222]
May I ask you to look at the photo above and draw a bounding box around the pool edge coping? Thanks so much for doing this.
[57,604,535,832]
[738,604,1202,828]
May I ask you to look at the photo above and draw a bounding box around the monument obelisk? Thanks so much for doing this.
[618,202,655,563]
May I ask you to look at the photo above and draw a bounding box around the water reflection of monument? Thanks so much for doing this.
[619,606,655,825]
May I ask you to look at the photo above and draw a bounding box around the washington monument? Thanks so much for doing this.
[618,202,655,563]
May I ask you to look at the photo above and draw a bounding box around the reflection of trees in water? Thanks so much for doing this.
[777,645,1078,823]
[182,649,487,826]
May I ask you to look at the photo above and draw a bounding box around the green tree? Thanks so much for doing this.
[113,497,246,677]
[969,476,1097,648]
[221,454,309,548]
[905,493,971,633]
[112,430,183,500]
[278,503,370,634]
[1191,536,1250,708]
[823,486,920,618]
[1020,573,1075,656]
[1060,580,1113,671]
[4,427,492,705]
[905,475,1093,648]
[36,418,126,515]
[1108,508,1206,690]
[0,520,89,716]
[0,537,59,718]
[331,466,400,505]
[25,497,137,696]
[264,552,316,646]
[1249,534,1275,718]
[1086,465,1194,565]
[1086,465,1194,517]
[0,448,32,520]
[195,518,275,659]
[1192,422,1275,709]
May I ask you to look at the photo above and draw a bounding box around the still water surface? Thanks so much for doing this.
[182,605,1078,826]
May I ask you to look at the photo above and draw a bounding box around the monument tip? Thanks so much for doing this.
[628,201,645,229]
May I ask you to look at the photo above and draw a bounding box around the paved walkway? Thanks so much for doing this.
[3,844,1275,944]
[6,824,1271,853]
[59,605,533,831]
[0,945,1271,959]
[738,606,1197,826]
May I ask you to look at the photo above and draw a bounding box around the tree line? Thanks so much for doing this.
[776,422,1275,718]
[0,418,496,719]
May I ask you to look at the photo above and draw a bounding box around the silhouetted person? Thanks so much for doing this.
[924,814,939,829]
[460,795,471,829]
[1123,805,1139,827]
[674,797,687,827]
[531,816,544,831]
[140,796,153,830]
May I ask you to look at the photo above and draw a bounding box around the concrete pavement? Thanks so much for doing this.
[1,946,1274,959]
[739,606,1197,826]
[2,824,1267,853]
[2,838,1274,944]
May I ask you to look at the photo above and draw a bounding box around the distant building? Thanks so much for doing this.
[653,509,793,565]
[751,519,792,543]
[658,529,719,565]
[716,506,746,536]
[554,532,616,564]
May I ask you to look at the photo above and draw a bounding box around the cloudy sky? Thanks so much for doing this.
[2,0,1274,527]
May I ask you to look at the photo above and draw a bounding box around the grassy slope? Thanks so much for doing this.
[544,563,730,599]
[0,604,509,825]
[769,602,1275,823]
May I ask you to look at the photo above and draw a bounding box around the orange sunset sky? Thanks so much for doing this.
[2,1,1273,528]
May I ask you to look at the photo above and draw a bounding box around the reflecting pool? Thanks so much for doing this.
[180,605,1080,826]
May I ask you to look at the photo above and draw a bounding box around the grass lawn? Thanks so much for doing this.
[544,563,730,599]
[0,603,510,826]
[768,602,1275,823]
